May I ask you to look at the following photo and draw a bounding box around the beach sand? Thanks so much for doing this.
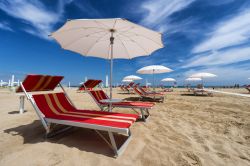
[0,88,249,166]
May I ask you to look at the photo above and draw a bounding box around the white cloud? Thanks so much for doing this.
[140,0,195,31]
[183,46,250,68]
[0,21,13,32]
[192,8,250,53]
[0,0,72,39]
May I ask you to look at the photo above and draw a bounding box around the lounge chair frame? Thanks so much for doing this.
[18,77,134,157]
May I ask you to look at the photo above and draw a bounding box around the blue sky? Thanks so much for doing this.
[1,0,250,86]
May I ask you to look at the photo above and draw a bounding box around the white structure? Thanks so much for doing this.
[11,75,14,87]
[68,82,71,88]
[105,75,109,88]
[0,80,8,87]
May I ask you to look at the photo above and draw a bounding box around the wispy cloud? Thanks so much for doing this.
[0,0,72,39]
[0,21,13,32]
[192,8,250,53]
[139,0,195,32]
[141,0,195,26]
[183,46,250,68]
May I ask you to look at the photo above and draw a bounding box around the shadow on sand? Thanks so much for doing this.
[4,120,128,157]
[123,97,162,102]
[181,93,209,97]
[8,110,27,114]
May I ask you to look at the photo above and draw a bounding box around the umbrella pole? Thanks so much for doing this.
[109,30,114,112]
[153,69,155,91]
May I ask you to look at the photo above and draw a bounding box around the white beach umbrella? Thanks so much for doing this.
[185,77,202,81]
[189,72,217,85]
[161,78,176,82]
[190,72,217,78]
[123,75,142,81]
[51,18,163,111]
[137,65,173,89]
[122,79,133,82]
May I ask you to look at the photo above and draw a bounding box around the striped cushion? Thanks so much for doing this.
[33,93,138,129]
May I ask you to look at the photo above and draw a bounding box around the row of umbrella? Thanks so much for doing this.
[122,72,217,85]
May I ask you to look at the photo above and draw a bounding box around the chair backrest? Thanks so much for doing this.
[139,87,147,94]
[133,87,143,96]
[89,90,109,104]
[16,75,64,93]
[128,82,134,88]
[78,79,102,91]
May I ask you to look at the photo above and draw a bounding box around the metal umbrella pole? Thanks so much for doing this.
[153,69,155,90]
[109,29,115,112]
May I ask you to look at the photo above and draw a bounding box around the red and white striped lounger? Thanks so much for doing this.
[133,86,165,102]
[16,74,138,157]
[78,79,102,92]
[88,89,154,121]
[139,86,167,95]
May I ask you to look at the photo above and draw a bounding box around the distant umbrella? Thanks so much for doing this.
[122,79,133,82]
[190,72,217,78]
[161,78,176,82]
[137,65,173,89]
[185,78,202,81]
[123,75,142,81]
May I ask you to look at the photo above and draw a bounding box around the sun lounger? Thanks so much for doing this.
[88,89,154,121]
[133,86,165,102]
[16,74,138,157]
[245,85,250,93]
[138,86,166,95]
[77,79,102,92]
[192,85,213,96]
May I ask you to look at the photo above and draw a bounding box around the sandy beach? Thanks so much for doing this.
[0,88,249,166]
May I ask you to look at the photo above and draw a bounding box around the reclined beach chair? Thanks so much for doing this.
[77,79,102,92]
[193,84,213,96]
[245,85,250,93]
[138,86,166,95]
[81,80,154,121]
[88,90,154,121]
[133,86,165,102]
[16,74,138,157]
[123,82,135,94]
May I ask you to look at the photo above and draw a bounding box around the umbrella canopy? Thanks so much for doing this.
[51,18,163,111]
[137,65,172,74]
[190,72,217,78]
[122,79,133,82]
[161,78,176,82]
[123,75,142,81]
[137,65,173,89]
[185,78,202,81]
